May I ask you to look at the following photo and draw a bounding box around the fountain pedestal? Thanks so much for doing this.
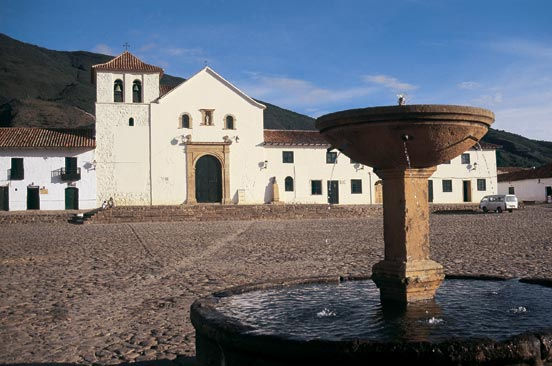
[371,167,445,303]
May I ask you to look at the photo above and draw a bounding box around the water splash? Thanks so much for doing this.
[327,150,342,206]
[510,306,527,314]
[427,317,444,325]
[403,141,420,207]
[317,308,337,318]
[474,142,496,194]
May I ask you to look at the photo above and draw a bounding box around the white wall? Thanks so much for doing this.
[0,149,96,211]
[150,68,266,205]
[430,149,497,203]
[264,147,375,204]
[498,178,552,202]
[95,97,151,206]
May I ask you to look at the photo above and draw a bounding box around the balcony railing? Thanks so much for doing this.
[60,167,81,181]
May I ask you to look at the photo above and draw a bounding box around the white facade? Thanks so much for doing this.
[498,178,552,202]
[93,53,498,207]
[0,148,96,211]
[429,149,498,204]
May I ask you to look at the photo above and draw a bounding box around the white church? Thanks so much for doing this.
[0,51,498,210]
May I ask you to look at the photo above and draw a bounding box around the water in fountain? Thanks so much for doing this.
[215,279,552,342]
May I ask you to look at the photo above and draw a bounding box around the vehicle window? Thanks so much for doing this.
[497,197,504,202]
[506,196,516,202]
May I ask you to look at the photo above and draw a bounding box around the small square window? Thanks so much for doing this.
[351,179,362,194]
[508,186,515,194]
[442,179,453,192]
[477,179,486,191]
[461,153,470,164]
[326,151,337,164]
[311,180,322,195]
[282,151,294,163]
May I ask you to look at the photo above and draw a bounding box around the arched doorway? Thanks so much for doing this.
[195,155,222,203]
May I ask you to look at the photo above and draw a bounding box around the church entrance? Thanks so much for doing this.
[195,155,222,203]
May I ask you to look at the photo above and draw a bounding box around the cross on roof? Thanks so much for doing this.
[123,42,130,51]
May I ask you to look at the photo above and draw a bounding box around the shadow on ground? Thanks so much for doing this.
[2,356,197,366]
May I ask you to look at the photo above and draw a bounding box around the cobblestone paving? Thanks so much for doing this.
[1,205,551,365]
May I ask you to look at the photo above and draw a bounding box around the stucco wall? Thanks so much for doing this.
[0,149,96,211]
[264,146,375,204]
[95,102,151,206]
[150,68,266,205]
[429,149,497,203]
[498,178,552,202]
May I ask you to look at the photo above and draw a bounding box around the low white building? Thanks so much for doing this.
[0,128,96,211]
[498,164,552,202]
[91,51,498,207]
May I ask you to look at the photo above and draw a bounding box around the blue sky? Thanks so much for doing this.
[1,0,551,140]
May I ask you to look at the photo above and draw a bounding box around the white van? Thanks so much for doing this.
[479,195,518,213]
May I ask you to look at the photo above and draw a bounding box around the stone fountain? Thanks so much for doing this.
[190,105,552,366]
[316,105,493,304]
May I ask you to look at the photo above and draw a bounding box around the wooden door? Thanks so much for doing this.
[195,155,222,203]
[428,180,434,203]
[462,180,471,202]
[27,187,40,210]
[65,187,79,210]
[0,186,8,211]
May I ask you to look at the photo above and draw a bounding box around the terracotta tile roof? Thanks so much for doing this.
[263,129,329,146]
[92,51,163,82]
[497,163,552,182]
[0,128,95,148]
[159,84,177,97]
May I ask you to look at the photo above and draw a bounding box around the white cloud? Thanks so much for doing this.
[92,44,114,56]
[239,74,377,110]
[458,81,481,90]
[472,92,503,107]
[490,39,552,59]
[362,74,418,91]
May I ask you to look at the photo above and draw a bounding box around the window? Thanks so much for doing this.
[10,158,24,180]
[201,109,214,125]
[326,151,337,164]
[129,117,134,127]
[65,157,77,173]
[351,179,362,194]
[225,115,235,130]
[508,186,515,194]
[180,114,190,129]
[442,179,452,192]
[461,153,470,164]
[132,80,142,103]
[311,180,322,195]
[477,179,486,191]
[282,151,294,163]
[284,176,294,192]
[114,79,123,102]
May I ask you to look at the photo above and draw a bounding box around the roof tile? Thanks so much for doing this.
[92,51,163,82]
[0,128,95,148]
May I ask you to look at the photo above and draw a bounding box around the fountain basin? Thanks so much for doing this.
[191,276,552,366]
[316,105,494,169]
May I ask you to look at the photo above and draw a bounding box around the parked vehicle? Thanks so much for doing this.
[479,194,518,213]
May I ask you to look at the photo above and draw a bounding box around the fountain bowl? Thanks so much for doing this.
[191,276,552,366]
[315,105,494,169]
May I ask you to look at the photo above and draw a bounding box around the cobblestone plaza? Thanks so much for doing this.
[1,206,551,365]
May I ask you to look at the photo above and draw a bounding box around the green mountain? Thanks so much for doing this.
[1,32,550,167]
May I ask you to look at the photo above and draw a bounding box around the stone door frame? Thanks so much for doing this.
[185,142,231,204]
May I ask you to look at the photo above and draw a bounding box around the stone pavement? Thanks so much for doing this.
[1,205,551,365]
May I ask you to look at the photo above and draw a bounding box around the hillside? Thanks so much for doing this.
[1,32,551,167]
